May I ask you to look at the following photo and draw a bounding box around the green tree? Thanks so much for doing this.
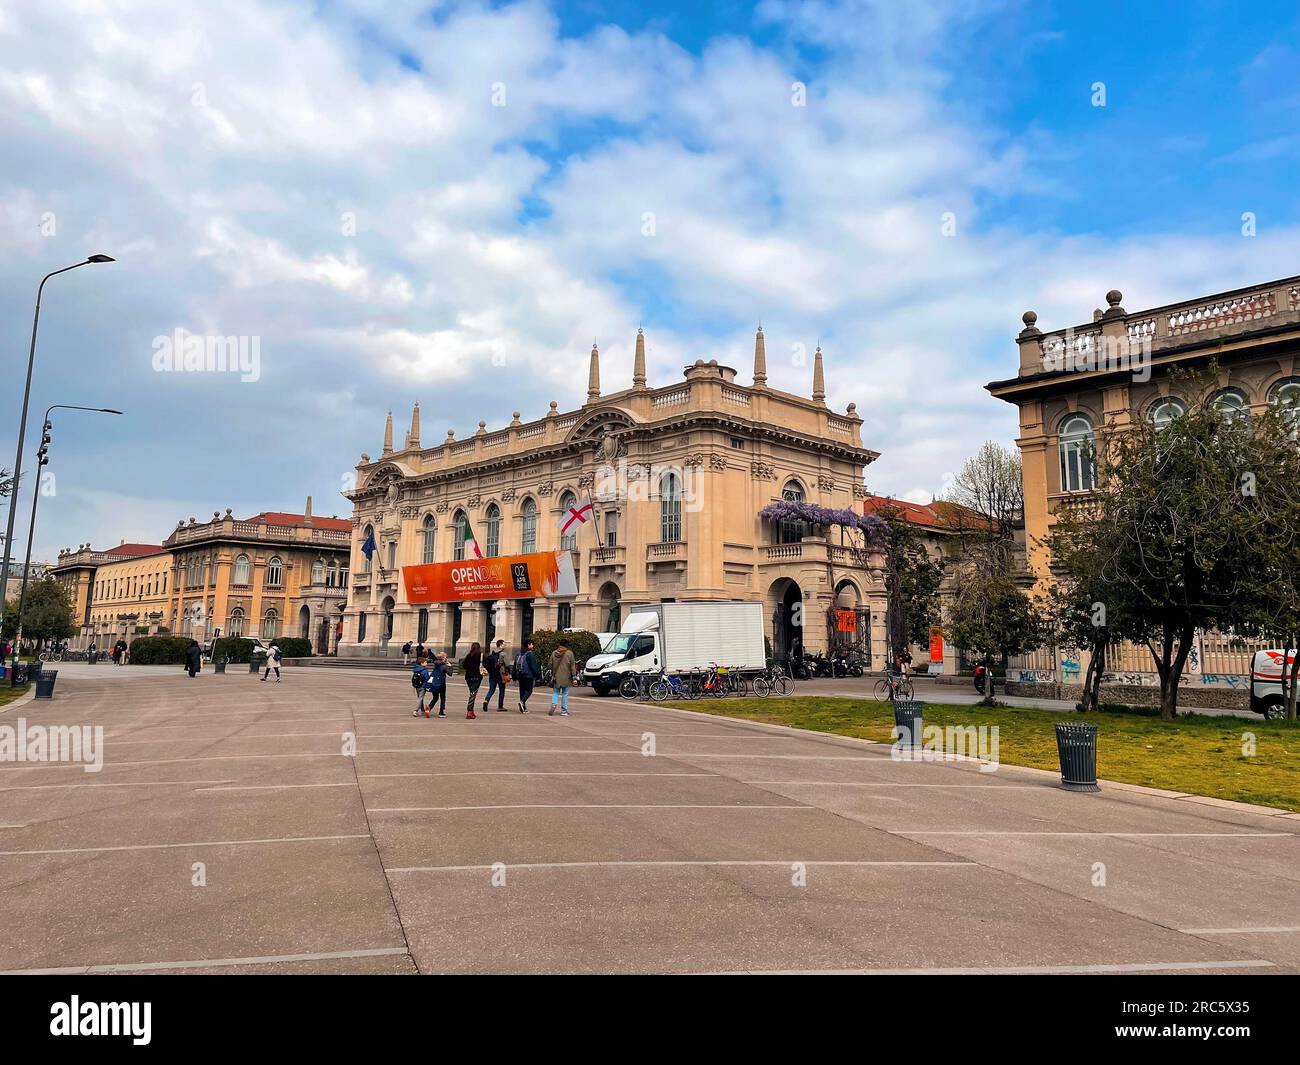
[3,576,77,648]
[946,570,1045,704]
[1048,369,1300,720]
[877,503,945,658]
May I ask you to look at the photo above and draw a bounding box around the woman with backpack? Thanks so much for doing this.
[462,641,482,719]
[514,639,540,713]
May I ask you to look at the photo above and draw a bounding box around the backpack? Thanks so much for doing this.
[514,652,529,676]
[411,671,423,690]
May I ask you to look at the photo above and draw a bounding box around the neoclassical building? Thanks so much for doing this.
[340,329,887,662]
[988,274,1300,683]
[52,502,351,652]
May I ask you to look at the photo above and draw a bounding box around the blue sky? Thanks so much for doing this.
[1,0,1298,561]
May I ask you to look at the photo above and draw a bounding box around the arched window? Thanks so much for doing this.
[558,492,578,551]
[1058,414,1096,493]
[363,525,374,573]
[485,504,502,557]
[1270,377,1300,432]
[357,612,367,642]
[521,499,538,553]
[778,480,809,544]
[422,515,436,564]
[1148,396,1188,430]
[311,559,325,585]
[265,556,283,587]
[452,511,468,561]
[1211,388,1249,422]
[262,608,279,639]
[660,471,682,542]
[228,606,245,637]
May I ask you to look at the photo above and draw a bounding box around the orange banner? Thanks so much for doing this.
[402,550,577,604]
[929,625,944,662]
[834,609,857,633]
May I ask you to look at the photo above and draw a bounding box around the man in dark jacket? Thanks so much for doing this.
[514,639,540,713]
[184,640,202,678]
[482,639,510,713]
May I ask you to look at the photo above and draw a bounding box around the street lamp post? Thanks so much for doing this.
[10,405,122,682]
[0,256,115,641]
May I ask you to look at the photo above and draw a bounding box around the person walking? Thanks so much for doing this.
[423,652,449,717]
[482,638,510,713]
[415,641,426,663]
[548,638,576,717]
[261,640,283,682]
[87,640,97,665]
[514,638,540,713]
[401,640,413,664]
[462,641,482,719]
[411,659,432,717]
[184,639,202,678]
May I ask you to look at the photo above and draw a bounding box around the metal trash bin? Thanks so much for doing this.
[1055,722,1100,792]
[34,670,57,700]
[892,699,924,755]
[28,660,43,681]
[214,658,227,674]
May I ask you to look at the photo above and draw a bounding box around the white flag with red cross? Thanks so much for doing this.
[558,495,594,536]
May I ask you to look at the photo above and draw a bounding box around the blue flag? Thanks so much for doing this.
[361,529,376,560]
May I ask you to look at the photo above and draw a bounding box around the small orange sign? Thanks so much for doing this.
[835,609,857,633]
[402,550,577,604]
[929,625,944,662]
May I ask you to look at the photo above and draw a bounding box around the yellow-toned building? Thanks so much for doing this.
[52,542,167,645]
[161,502,351,651]
[341,329,888,662]
[51,501,352,652]
[987,275,1300,685]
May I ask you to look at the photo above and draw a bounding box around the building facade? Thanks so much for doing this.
[51,502,352,652]
[340,329,888,662]
[987,274,1300,684]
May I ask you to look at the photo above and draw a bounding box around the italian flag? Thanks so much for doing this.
[460,513,483,559]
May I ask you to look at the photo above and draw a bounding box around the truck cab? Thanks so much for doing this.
[582,614,661,695]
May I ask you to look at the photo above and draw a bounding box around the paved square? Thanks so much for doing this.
[2,665,1296,974]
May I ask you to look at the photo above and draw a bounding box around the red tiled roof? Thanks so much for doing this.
[862,495,992,531]
[244,511,352,532]
[105,543,166,558]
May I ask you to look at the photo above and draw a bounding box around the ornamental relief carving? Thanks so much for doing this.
[501,488,517,502]
[398,506,420,519]
[577,472,596,488]
[537,481,554,496]
[817,476,836,491]
[684,453,705,468]
[434,501,450,513]
[852,483,868,499]
[466,495,481,509]
[751,461,776,481]
[709,454,728,471]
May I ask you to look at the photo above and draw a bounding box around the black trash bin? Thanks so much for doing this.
[10,662,28,687]
[28,660,43,681]
[249,654,266,674]
[892,699,924,755]
[34,670,57,700]
[1055,722,1100,792]
[214,658,227,674]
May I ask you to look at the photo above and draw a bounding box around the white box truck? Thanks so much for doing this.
[582,601,767,696]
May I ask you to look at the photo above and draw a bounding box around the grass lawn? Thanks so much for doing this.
[678,696,1300,813]
[0,684,30,711]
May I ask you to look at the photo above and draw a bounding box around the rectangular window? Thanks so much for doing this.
[387,541,397,570]
[605,511,618,547]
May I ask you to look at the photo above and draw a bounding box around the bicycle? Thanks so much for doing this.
[648,671,700,701]
[754,666,794,697]
[619,672,655,700]
[872,673,914,702]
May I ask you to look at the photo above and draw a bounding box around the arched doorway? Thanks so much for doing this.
[598,582,621,633]
[381,597,395,644]
[299,605,311,641]
[769,578,803,663]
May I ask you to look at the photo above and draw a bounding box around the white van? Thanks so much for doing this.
[1250,649,1297,719]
